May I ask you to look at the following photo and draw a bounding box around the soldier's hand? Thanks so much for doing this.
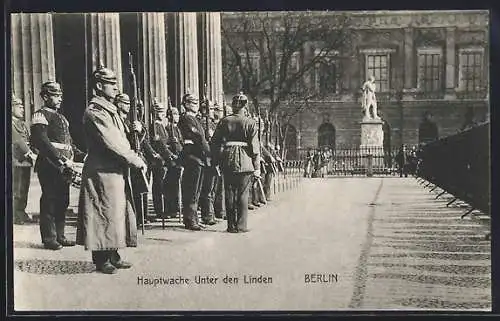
[132,121,143,133]
[131,155,147,170]
[253,169,261,179]
[28,152,37,163]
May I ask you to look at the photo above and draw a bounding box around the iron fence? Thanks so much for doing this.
[296,146,410,176]
[416,121,490,216]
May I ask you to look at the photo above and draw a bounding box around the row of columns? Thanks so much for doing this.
[11,12,224,119]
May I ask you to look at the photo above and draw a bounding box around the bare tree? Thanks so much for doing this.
[222,11,353,157]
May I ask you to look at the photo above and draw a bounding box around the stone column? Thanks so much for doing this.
[140,12,168,123]
[167,12,199,107]
[403,27,414,89]
[88,13,123,90]
[11,13,56,120]
[402,27,416,100]
[198,12,223,105]
[444,27,456,99]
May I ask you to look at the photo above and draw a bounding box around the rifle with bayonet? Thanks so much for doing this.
[127,52,149,195]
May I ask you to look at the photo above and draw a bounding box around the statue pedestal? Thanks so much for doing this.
[360,118,384,176]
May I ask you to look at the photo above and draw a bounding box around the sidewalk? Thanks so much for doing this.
[13,177,491,311]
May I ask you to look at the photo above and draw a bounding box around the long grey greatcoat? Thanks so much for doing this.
[76,96,142,251]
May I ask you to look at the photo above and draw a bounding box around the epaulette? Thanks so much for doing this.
[31,111,48,125]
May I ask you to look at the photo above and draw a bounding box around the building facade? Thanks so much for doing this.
[11,12,224,150]
[222,11,490,153]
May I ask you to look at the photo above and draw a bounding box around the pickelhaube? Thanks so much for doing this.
[153,99,166,113]
[114,93,130,105]
[92,66,117,84]
[232,92,248,108]
[12,94,23,106]
[182,93,199,105]
[41,81,63,95]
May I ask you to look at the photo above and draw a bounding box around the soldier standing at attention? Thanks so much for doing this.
[211,93,260,233]
[12,95,36,224]
[178,93,211,230]
[164,106,184,218]
[115,93,162,225]
[199,100,218,225]
[76,67,146,274]
[150,101,176,219]
[212,103,226,220]
[30,81,85,250]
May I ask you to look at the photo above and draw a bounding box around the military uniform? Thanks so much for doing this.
[164,119,183,217]
[115,93,159,225]
[199,115,218,225]
[211,93,260,233]
[12,96,35,224]
[30,81,85,249]
[77,67,143,274]
[150,107,176,218]
[178,94,210,230]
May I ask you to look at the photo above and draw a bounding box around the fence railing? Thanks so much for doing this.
[298,146,408,176]
[416,122,490,215]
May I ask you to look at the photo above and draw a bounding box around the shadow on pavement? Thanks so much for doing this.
[14,241,45,249]
[15,259,96,274]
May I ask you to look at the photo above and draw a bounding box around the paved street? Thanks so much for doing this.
[13,176,491,311]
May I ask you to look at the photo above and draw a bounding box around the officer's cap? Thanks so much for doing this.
[41,81,63,96]
[115,93,130,105]
[12,95,23,106]
[232,92,248,108]
[92,66,117,84]
[182,93,199,105]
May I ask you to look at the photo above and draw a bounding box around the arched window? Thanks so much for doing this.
[282,124,298,160]
[318,123,336,149]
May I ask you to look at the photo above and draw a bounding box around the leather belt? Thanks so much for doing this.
[51,142,72,150]
[225,141,248,147]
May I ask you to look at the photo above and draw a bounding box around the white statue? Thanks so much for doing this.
[361,75,380,120]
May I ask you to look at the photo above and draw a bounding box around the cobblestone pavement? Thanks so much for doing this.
[13,176,490,311]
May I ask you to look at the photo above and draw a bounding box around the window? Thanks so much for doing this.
[417,48,443,92]
[361,49,394,92]
[458,47,484,92]
[313,49,339,95]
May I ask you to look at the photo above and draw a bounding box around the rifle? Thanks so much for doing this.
[222,91,227,117]
[128,52,149,213]
[28,90,35,120]
[167,96,173,122]
[203,83,210,140]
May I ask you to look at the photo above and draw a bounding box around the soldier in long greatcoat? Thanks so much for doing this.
[76,66,146,274]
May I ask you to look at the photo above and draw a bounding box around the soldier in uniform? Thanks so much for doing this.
[212,103,226,219]
[211,93,260,233]
[12,95,37,224]
[199,100,218,225]
[164,106,184,218]
[115,93,162,225]
[30,81,85,250]
[178,93,211,230]
[76,67,146,274]
[150,101,177,219]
